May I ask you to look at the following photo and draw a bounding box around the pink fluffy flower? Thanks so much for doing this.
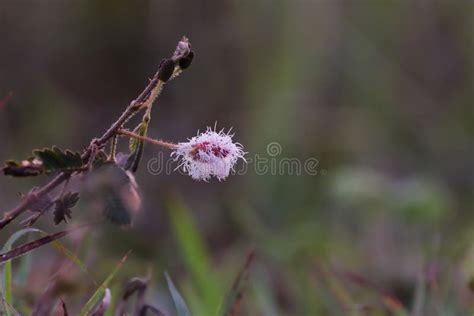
[172,127,245,181]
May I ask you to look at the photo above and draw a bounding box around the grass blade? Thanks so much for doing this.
[15,252,31,286]
[336,266,409,316]
[3,262,11,316]
[1,226,95,315]
[0,231,68,315]
[218,248,255,316]
[166,195,220,312]
[0,231,68,263]
[1,228,47,315]
[2,300,21,316]
[165,272,190,316]
[79,251,130,316]
[50,239,96,285]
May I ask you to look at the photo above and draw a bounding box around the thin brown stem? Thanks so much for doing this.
[117,129,178,150]
[0,37,193,229]
[0,172,69,229]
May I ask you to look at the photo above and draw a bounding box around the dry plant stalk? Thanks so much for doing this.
[0,37,194,229]
[1,36,246,230]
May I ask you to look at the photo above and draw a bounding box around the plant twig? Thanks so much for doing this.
[0,231,68,263]
[0,37,193,229]
[19,177,71,228]
[117,129,178,150]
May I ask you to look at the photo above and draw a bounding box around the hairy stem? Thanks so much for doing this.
[109,135,118,161]
[117,129,178,150]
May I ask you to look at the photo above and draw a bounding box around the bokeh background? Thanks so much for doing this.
[0,0,473,314]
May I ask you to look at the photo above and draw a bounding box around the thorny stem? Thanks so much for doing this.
[117,129,178,150]
[0,37,193,229]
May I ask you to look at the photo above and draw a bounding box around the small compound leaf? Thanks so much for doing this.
[33,146,84,173]
[125,123,148,173]
[54,192,79,225]
[3,158,44,177]
[129,123,147,152]
[124,143,144,173]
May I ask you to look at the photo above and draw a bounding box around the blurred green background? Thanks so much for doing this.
[0,0,473,314]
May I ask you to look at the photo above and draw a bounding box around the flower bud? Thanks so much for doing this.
[158,58,176,82]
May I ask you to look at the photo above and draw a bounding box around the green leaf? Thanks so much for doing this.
[79,252,130,316]
[15,252,31,286]
[128,123,147,152]
[125,122,148,173]
[3,146,85,177]
[165,272,191,316]
[1,228,41,315]
[166,195,221,313]
[53,191,79,225]
[33,146,83,173]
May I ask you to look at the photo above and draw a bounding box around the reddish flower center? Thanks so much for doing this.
[191,141,229,160]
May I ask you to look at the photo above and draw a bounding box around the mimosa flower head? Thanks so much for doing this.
[172,127,246,181]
